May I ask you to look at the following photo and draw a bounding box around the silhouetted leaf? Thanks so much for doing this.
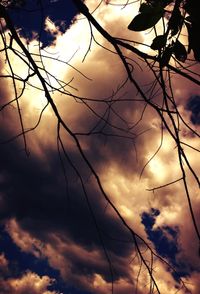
[184,21,192,53]
[151,34,167,50]
[146,0,171,8]
[128,6,164,31]
[173,40,187,62]
[185,21,200,61]
[168,8,183,36]
[183,0,198,22]
[185,15,192,23]
[139,3,153,13]
[190,24,200,61]
[193,48,200,61]
[160,46,173,67]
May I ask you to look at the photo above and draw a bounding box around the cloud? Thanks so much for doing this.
[7,0,77,47]
[0,271,59,294]
[0,0,200,293]
[4,218,135,292]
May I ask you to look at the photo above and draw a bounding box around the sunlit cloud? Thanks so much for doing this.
[0,0,200,293]
[0,271,59,294]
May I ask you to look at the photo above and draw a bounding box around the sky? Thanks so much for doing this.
[0,0,200,293]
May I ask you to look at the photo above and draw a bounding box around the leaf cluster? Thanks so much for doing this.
[183,0,200,61]
[128,0,200,63]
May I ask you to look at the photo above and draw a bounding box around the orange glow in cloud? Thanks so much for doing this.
[0,1,200,294]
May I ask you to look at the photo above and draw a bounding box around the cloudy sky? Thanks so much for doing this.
[0,0,200,293]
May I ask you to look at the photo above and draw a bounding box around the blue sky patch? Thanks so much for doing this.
[0,225,91,294]
[8,0,78,47]
[141,208,190,279]
[186,95,200,125]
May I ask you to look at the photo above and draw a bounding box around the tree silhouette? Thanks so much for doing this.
[0,0,199,293]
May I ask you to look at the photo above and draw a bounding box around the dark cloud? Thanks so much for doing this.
[1,2,200,292]
[0,136,130,246]
[8,0,77,47]
[0,227,92,294]
[186,95,200,125]
[0,120,135,292]
[0,225,57,277]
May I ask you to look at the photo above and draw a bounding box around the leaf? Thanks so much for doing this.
[160,46,173,67]
[193,46,200,61]
[185,22,200,61]
[128,6,164,32]
[183,1,199,22]
[184,21,192,53]
[145,0,171,8]
[151,34,167,50]
[185,15,192,23]
[168,8,183,36]
[139,3,153,13]
[128,11,163,31]
[173,40,187,62]
[190,24,200,61]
